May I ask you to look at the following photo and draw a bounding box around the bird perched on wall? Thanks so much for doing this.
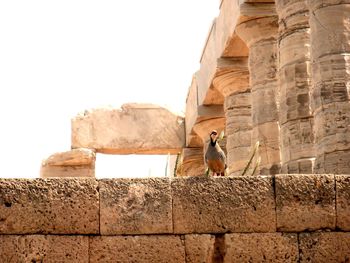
[205,130,226,176]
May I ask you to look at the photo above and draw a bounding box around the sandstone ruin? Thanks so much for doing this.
[2,0,350,261]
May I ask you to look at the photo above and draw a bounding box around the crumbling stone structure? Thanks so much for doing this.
[2,0,350,261]
[1,175,350,262]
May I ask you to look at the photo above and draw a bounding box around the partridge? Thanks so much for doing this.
[205,130,226,176]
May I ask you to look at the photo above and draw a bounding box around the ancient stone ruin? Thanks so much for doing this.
[1,0,350,261]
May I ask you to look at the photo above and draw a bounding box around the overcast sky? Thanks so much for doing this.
[0,1,218,178]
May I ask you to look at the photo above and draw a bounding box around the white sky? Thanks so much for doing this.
[0,1,219,178]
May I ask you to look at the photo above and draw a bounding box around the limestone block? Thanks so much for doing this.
[225,107,252,136]
[252,122,281,173]
[89,235,185,263]
[315,150,350,174]
[336,175,350,230]
[312,54,350,111]
[0,235,88,263]
[299,232,350,262]
[281,158,314,174]
[71,103,185,154]
[275,174,335,232]
[280,118,314,164]
[226,146,252,175]
[314,102,350,154]
[180,147,206,177]
[99,178,172,235]
[185,234,215,263]
[40,148,95,178]
[0,179,99,234]
[224,233,299,262]
[278,62,312,125]
[224,91,251,111]
[172,176,276,234]
[251,86,278,125]
[309,5,350,60]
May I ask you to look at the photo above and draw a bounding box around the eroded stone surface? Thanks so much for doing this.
[185,234,215,263]
[71,103,185,154]
[336,174,350,230]
[275,174,335,232]
[299,232,350,262]
[89,235,185,263]
[224,233,299,263]
[0,235,88,263]
[40,148,96,178]
[172,176,276,234]
[0,179,99,234]
[99,178,172,235]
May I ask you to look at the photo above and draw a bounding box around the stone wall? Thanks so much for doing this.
[1,175,350,262]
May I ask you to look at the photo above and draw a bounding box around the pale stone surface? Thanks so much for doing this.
[40,148,96,178]
[71,103,185,154]
[180,147,206,177]
[336,174,350,230]
[299,232,350,262]
[99,178,172,235]
[309,3,350,173]
[0,235,88,263]
[224,233,299,263]
[89,235,186,263]
[236,16,281,175]
[185,234,215,263]
[252,122,281,175]
[0,179,99,234]
[172,176,276,234]
[275,174,335,232]
[281,158,315,174]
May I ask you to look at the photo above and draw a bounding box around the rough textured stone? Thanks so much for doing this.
[236,16,281,175]
[0,179,99,234]
[275,174,335,232]
[71,103,185,154]
[224,233,299,262]
[172,176,276,234]
[40,148,95,178]
[89,235,185,263]
[0,235,88,263]
[185,234,215,263]
[99,178,172,235]
[180,147,206,177]
[299,232,350,262]
[336,174,350,230]
[309,3,350,173]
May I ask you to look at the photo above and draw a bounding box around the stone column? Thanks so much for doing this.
[276,0,315,173]
[308,0,350,173]
[236,17,281,175]
[212,58,252,176]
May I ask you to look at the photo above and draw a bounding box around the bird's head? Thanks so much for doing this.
[210,130,218,144]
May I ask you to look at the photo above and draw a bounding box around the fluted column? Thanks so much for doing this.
[308,0,350,173]
[236,17,281,175]
[276,0,315,173]
[213,58,252,176]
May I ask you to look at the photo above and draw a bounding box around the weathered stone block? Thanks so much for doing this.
[172,176,276,234]
[315,150,350,174]
[275,174,335,232]
[99,178,172,235]
[336,174,350,230]
[71,103,185,154]
[251,86,278,125]
[40,148,95,178]
[299,232,350,262]
[185,234,215,263]
[281,159,314,174]
[280,118,314,164]
[180,147,206,177]
[0,179,99,234]
[0,235,88,263]
[224,233,299,262]
[89,235,185,263]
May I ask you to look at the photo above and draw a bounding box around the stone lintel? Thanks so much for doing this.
[71,103,185,155]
